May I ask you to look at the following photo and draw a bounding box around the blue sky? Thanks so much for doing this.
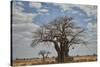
[12,1,97,59]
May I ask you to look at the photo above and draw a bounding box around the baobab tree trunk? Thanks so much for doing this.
[56,49,65,63]
[60,43,65,63]
[42,40,62,63]
[54,43,65,63]
[44,40,68,63]
[65,49,69,57]
[65,44,69,57]
[53,41,61,63]
[57,43,70,63]
[60,51,65,62]
[56,51,61,62]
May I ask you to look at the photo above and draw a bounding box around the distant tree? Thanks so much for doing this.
[23,58,25,60]
[31,16,86,63]
[16,58,19,60]
[76,55,79,57]
[38,50,51,62]
[52,56,55,58]
[93,53,97,56]
[46,51,51,58]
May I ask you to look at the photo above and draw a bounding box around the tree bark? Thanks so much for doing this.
[60,51,64,62]
[53,42,61,63]
[55,43,65,63]
[65,49,69,57]
[56,51,61,63]
[60,43,65,63]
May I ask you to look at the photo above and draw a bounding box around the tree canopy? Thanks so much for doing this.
[31,16,86,63]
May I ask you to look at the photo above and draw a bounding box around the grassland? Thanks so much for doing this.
[12,55,97,66]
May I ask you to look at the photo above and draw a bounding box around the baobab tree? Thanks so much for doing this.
[31,16,86,63]
[38,50,50,62]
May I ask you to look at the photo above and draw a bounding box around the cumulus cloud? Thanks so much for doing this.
[87,22,97,32]
[13,11,38,24]
[83,22,97,47]
[12,23,39,46]
[16,1,24,6]
[12,1,40,44]
[71,10,78,14]
[29,2,49,15]
[12,2,39,24]
[77,5,97,16]
[29,2,42,9]
[12,1,24,12]
[12,2,40,59]
[53,3,97,17]
[53,3,73,12]
[84,18,93,22]
[38,9,48,13]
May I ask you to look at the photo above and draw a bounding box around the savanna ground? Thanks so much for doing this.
[12,55,97,66]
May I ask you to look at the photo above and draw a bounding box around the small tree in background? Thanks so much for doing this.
[38,50,51,62]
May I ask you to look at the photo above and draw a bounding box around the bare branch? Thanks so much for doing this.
[68,29,85,47]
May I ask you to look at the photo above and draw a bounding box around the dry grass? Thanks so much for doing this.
[12,55,97,66]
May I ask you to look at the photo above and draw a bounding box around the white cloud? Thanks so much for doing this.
[17,1,24,6]
[71,10,78,14]
[76,5,97,16]
[37,8,50,15]
[82,22,97,46]
[29,2,42,9]
[12,23,39,45]
[12,23,39,32]
[12,1,39,24]
[12,2,41,59]
[87,22,97,32]
[38,9,48,13]
[84,18,93,22]
[45,13,50,15]
[12,2,24,12]
[53,3,73,12]
[29,2,49,14]
[53,3,97,16]
[13,11,38,24]
[12,1,40,43]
